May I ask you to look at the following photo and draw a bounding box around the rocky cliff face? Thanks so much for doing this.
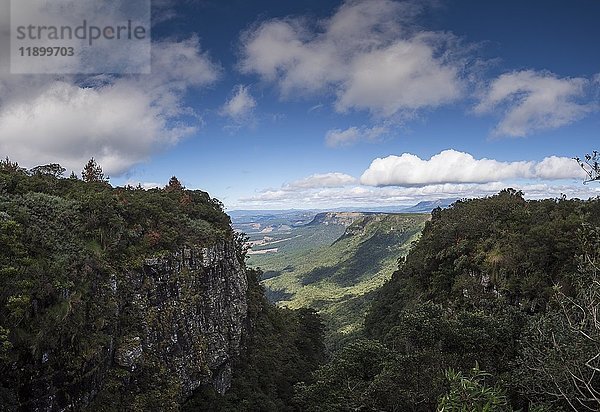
[22,239,248,411]
[307,212,369,227]
[121,240,248,398]
[0,170,249,410]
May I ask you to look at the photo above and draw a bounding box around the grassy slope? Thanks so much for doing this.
[248,213,429,347]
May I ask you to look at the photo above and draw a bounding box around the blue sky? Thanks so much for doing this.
[1,0,599,209]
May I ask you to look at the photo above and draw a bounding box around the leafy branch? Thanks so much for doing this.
[574,151,600,184]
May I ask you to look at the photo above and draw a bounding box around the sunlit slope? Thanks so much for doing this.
[248,213,429,346]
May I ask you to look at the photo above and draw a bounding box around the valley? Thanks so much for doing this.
[231,209,430,347]
[3,162,599,411]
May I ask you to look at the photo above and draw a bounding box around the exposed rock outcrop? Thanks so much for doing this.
[21,240,248,410]
[134,241,248,397]
[115,241,248,398]
[307,212,369,227]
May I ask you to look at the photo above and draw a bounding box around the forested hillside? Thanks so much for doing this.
[297,189,600,411]
[0,159,324,410]
[255,213,428,349]
[2,156,599,411]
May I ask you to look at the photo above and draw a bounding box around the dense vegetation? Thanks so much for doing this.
[297,189,600,411]
[184,268,325,411]
[3,156,599,411]
[0,159,227,408]
[0,158,325,410]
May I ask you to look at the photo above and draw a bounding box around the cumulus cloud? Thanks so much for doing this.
[0,37,220,175]
[475,70,593,137]
[220,85,257,122]
[238,182,600,209]
[286,172,357,189]
[360,150,586,186]
[236,150,595,209]
[325,125,387,147]
[236,171,359,207]
[533,156,587,180]
[336,36,462,115]
[239,0,463,117]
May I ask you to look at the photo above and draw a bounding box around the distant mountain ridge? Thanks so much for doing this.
[228,198,460,220]
[402,198,459,213]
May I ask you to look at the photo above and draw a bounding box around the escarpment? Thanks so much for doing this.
[113,241,248,400]
[0,168,252,410]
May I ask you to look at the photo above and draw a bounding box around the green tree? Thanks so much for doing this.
[82,157,107,182]
[30,163,66,178]
[294,339,390,411]
[0,157,22,173]
[515,225,600,411]
[165,176,184,192]
[0,162,252,410]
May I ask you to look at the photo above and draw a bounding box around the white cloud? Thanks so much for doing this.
[235,150,595,209]
[233,149,592,209]
[151,37,221,87]
[534,156,587,180]
[325,125,387,147]
[308,103,324,113]
[360,150,586,186]
[220,85,257,122]
[475,70,593,137]
[336,36,461,115]
[287,172,357,189]
[237,182,600,210]
[239,0,463,117]
[0,37,220,176]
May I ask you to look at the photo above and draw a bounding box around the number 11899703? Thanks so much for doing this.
[18,47,75,57]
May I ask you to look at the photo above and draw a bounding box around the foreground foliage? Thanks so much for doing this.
[515,224,600,410]
[3,157,599,410]
[437,366,510,412]
[0,160,325,410]
[299,190,600,411]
